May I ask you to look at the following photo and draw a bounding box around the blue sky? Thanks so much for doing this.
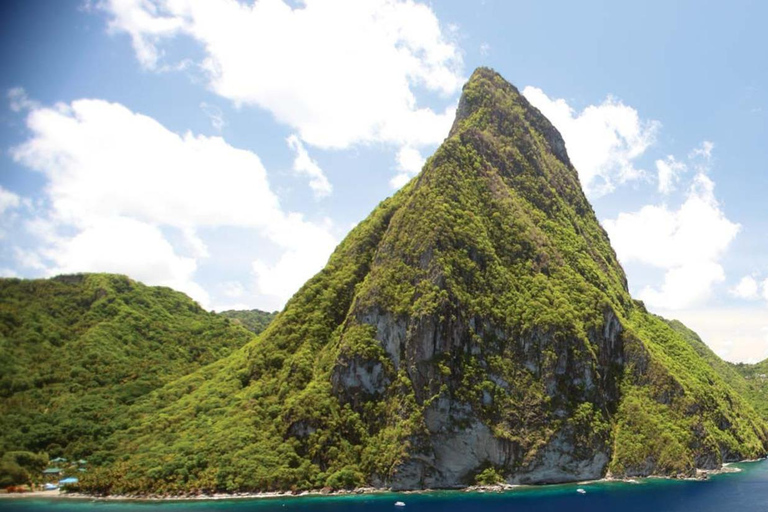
[0,0,766,361]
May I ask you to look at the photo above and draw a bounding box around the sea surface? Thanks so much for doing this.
[3,460,768,512]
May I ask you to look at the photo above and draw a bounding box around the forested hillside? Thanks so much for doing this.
[0,273,262,470]
[69,68,767,495]
[219,309,277,335]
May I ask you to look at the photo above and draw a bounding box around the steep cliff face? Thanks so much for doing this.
[79,69,767,495]
[328,68,633,487]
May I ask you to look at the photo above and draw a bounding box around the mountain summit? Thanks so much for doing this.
[80,68,767,494]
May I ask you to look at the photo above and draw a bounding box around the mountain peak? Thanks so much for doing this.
[449,67,571,169]
[68,69,768,496]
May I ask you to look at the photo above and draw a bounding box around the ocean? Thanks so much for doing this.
[3,460,768,512]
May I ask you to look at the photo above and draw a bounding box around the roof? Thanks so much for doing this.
[43,468,62,474]
[58,477,79,485]
[50,457,67,463]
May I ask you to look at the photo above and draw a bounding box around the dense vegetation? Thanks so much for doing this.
[0,273,265,485]
[219,309,277,335]
[732,358,768,421]
[3,68,766,495]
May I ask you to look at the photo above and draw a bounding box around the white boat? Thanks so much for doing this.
[577,488,586,494]
[395,501,406,507]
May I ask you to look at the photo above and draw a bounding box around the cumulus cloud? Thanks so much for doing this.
[522,86,659,197]
[604,172,739,310]
[102,0,185,69]
[660,308,768,363]
[251,214,336,306]
[7,87,39,112]
[99,0,462,152]
[13,99,283,228]
[200,102,225,131]
[730,276,760,300]
[220,280,245,298]
[287,134,332,198]
[656,155,687,194]
[51,216,210,305]
[0,268,20,278]
[0,186,22,215]
[691,140,714,160]
[390,145,425,188]
[11,97,337,308]
[0,186,25,240]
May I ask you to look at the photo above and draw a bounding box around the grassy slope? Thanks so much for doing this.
[70,68,768,494]
[0,274,258,463]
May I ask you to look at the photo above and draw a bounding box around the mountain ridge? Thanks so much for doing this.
[76,67,766,493]
[0,273,273,476]
[3,68,766,494]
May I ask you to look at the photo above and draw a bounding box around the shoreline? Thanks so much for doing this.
[2,458,764,502]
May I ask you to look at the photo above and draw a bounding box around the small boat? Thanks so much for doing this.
[395,502,406,507]
[577,488,586,494]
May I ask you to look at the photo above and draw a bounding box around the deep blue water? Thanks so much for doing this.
[3,460,768,512]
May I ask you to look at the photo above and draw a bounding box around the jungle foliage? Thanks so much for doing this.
[2,68,766,495]
[0,273,267,483]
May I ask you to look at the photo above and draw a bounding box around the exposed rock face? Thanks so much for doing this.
[77,68,768,495]
[332,305,625,488]
[325,68,766,488]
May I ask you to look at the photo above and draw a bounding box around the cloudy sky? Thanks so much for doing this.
[1,0,766,362]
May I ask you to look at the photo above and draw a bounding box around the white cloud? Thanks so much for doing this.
[220,280,245,298]
[14,247,48,271]
[660,308,768,363]
[522,86,659,197]
[690,140,714,160]
[200,102,225,131]
[0,268,20,278]
[604,172,739,310]
[102,0,185,69]
[730,275,760,300]
[0,186,22,215]
[7,87,39,112]
[656,155,687,194]
[51,216,210,305]
[12,97,337,308]
[252,213,336,308]
[639,261,726,310]
[13,99,284,228]
[180,226,209,259]
[286,134,332,198]
[99,0,463,151]
[763,278,768,302]
[390,145,425,188]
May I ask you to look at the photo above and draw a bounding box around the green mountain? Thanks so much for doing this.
[666,319,768,420]
[0,273,262,466]
[39,68,768,495]
[219,309,277,335]
[732,359,768,421]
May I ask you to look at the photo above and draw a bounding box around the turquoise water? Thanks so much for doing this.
[3,460,768,512]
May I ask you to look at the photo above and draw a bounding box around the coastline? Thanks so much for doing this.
[2,458,764,502]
